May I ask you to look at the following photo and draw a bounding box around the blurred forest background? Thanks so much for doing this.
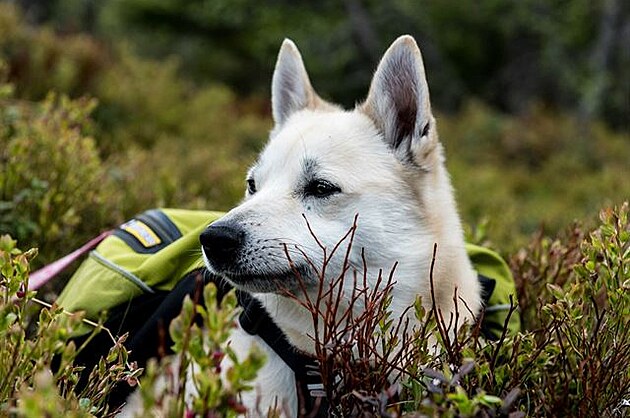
[0,0,628,268]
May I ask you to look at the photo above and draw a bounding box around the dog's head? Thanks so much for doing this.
[201,36,478,317]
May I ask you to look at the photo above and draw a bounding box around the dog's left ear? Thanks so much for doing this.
[361,35,437,166]
[271,39,320,127]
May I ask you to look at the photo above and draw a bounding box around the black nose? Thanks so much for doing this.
[200,223,245,268]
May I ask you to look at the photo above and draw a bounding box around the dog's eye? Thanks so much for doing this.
[246,178,257,194]
[305,179,341,198]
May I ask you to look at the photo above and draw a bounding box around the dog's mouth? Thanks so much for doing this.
[206,263,311,294]
[201,241,313,293]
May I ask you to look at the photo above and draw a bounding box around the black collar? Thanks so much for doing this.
[236,290,327,416]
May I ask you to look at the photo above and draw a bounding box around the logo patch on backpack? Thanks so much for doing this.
[120,219,162,248]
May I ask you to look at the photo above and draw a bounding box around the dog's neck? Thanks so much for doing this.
[253,292,317,353]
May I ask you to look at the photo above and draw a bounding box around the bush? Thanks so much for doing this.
[0,235,141,417]
[286,203,629,416]
[134,283,265,417]
[507,202,630,415]
[0,79,121,268]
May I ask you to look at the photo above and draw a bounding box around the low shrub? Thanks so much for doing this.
[133,283,265,417]
[0,235,263,417]
[0,78,120,268]
[281,203,629,416]
[0,235,140,417]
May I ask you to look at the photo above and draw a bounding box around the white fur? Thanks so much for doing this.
[122,35,481,417]
[209,35,480,415]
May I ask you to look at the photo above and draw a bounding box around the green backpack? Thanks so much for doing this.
[56,208,223,336]
[57,208,520,338]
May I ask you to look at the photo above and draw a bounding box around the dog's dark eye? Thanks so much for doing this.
[305,179,341,198]
[246,178,257,194]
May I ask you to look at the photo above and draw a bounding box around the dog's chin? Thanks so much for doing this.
[205,263,309,295]
[221,271,304,294]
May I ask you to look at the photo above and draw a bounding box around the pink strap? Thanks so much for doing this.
[28,230,113,291]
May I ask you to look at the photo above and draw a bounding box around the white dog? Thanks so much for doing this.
[196,35,482,416]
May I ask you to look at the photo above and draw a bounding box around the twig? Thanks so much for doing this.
[31,296,118,345]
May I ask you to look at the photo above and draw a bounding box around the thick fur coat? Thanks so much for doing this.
[201,35,481,415]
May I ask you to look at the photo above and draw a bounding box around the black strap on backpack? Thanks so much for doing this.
[67,269,216,409]
[477,274,500,340]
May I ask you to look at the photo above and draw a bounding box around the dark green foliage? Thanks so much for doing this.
[0,4,106,100]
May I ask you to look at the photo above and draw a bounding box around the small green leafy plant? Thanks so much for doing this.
[0,235,265,417]
[0,234,141,417]
[133,281,265,417]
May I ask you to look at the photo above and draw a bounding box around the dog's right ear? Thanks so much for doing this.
[271,39,319,127]
[361,36,438,168]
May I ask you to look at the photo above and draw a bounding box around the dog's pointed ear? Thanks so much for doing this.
[361,36,437,166]
[271,39,318,127]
